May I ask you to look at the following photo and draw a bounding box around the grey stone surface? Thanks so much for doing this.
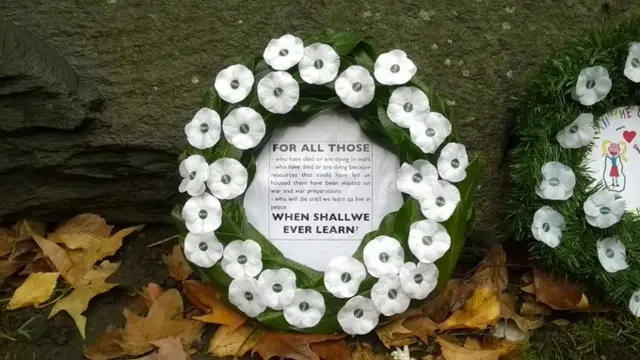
[1,0,640,243]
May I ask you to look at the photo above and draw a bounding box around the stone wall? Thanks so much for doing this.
[1,0,639,241]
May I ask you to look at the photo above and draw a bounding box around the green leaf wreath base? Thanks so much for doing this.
[508,19,640,307]
[172,30,480,334]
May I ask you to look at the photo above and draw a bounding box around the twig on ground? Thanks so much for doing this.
[147,234,179,248]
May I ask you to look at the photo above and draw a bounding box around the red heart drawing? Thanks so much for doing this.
[623,130,637,143]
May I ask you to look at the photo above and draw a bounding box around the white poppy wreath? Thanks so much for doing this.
[173,30,480,335]
[508,20,640,317]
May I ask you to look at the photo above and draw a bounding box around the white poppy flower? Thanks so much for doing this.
[573,66,612,106]
[535,162,575,201]
[371,276,410,316]
[583,189,626,228]
[531,206,565,248]
[409,112,452,154]
[221,239,263,279]
[408,220,450,263]
[337,296,380,335]
[228,277,266,317]
[437,143,469,183]
[387,87,430,128]
[183,232,223,268]
[374,50,417,85]
[298,43,340,85]
[396,160,438,200]
[629,290,640,317]
[184,108,221,150]
[399,262,438,300]
[556,113,595,149]
[323,256,367,298]
[214,64,254,104]
[258,268,297,310]
[624,43,640,83]
[222,107,266,150]
[257,71,300,114]
[363,236,405,278]
[181,193,222,234]
[596,237,629,273]
[206,158,248,200]
[419,180,461,222]
[283,289,326,329]
[178,154,209,197]
[335,65,375,108]
[263,34,304,70]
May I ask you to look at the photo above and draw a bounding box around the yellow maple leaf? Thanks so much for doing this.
[49,261,120,338]
[48,214,114,249]
[208,324,262,358]
[439,286,501,331]
[116,289,203,356]
[27,221,143,285]
[436,336,517,360]
[7,272,60,310]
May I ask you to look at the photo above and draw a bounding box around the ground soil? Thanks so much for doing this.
[2,0,640,359]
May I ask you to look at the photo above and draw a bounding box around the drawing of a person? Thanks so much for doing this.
[602,140,627,191]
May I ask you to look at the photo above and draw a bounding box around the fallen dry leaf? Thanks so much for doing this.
[116,289,203,356]
[19,253,53,275]
[550,319,571,327]
[135,338,188,360]
[491,320,528,343]
[311,339,350,360]
[519,301,552,317]
[531,268,588,310]
[209,324,262,358]
[162,245,192,282]
[252,331,344,360]
[128,283,165,316]
[7,272,60,310]
[403,314,438,344]
[436,336,517,360]
[440,286,501,331]
[351,343,375,360]
[0,259,25,278]
[8,239,37,261]
[376,315,417,348]
[471,244,508,293]
[182,280,246,329]
[0,228,14,257]
[84,326,125,360]
[28,221,143,285]
[499,293,544,332]
[49,261,120,338]
[48,214,113,249]
[424,279,476,323]
[376,310,437,348]
[183,279,222,309]
[13,220,46,241]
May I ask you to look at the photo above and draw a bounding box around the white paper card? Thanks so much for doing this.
[244,109,403,271]
[586,105,640,214]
